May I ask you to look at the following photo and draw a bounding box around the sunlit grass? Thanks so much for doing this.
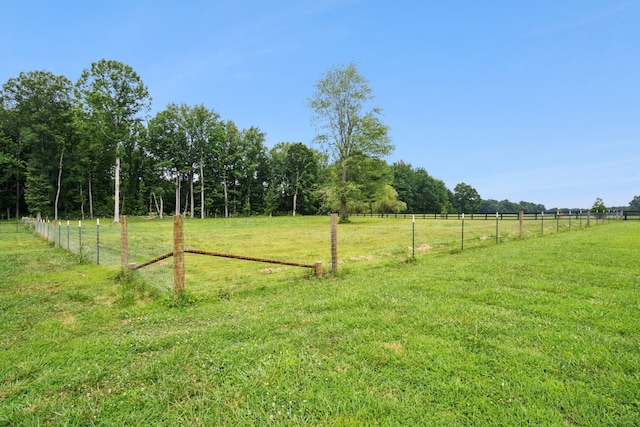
[1,219,638,425]
[31,214,610,297]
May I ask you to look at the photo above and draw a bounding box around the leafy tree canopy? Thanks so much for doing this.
[308,62,392,222]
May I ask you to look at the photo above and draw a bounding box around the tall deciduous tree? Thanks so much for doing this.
[270,142,322,216]
[1,70,74,219]
[308,62,392,222]
[391,161,453,214]
[178,104,220,218]
[147,104,190,215]
[373,184,407,215]
[213,120,242,218]
[76,59,151,223]
[453,182,481,213]
[591,197,606,212]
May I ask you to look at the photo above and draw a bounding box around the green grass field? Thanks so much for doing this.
[30,214,608,296]
[1,219,639,425]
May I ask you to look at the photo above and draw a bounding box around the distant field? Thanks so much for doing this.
[1,219,638,425]
[27,214,614,296]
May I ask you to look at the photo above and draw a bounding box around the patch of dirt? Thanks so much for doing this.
[57,311,76,325]
[408,244,431,252]
[349,255,376,261]
[259,267,285,274]
[382,341,406,355]
[95,294,115,306]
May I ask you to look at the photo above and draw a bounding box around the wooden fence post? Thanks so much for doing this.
[121,215,128,268]
[519,211,524,238]
[331,213,338,274]
[315,261,323,278]
[173,214,185,297]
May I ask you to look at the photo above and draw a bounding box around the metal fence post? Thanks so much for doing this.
[331,214,338,274]
[79,220,82,258]
[96,218,100,265]
[461,213,465,251]
[173,214,185,297]
[121,215,129,268]
[412,215,415,259]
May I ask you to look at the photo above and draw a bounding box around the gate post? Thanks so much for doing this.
[173,215,185,297]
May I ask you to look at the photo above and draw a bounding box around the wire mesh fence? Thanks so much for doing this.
[16,210,625,298]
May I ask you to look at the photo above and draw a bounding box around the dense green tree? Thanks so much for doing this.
[213,120,243,217]
[147,105,191,215]
[269,142,324,216]
[178,104,220,218]
[453,182,481,213]
[414,169,452,214]
[148,103,220,218]
[629,195,640,211]
[76,59,151,222]
[0,70,74,219]
[497,199,520,213]
[236,126,268,216]
[390,161,416,210]
[390,162,453,214]
[283,142,321,216]
[373,184,407,214]
[518,201,546,214]
[308,62,392,222]
[480,199,546,214]
[591,197,606,212]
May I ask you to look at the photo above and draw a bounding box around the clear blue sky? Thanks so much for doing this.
[2,0,639,209]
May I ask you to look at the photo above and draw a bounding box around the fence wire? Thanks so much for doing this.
[18,211,624,298]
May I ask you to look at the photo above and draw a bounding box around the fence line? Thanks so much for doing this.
[353,210,631,221]
[15,209,628,297]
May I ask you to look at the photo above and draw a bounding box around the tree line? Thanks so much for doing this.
[4,59,630,222]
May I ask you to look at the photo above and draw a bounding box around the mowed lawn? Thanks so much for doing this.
[1,220,638,425]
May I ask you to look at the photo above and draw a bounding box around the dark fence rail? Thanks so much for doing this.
[623,211,640,220]
[353,210,633,220]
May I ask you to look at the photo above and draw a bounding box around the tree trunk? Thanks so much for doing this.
[160,196,164,219]
[54,146,65,220]
[183,187,189,216]
[292,188,298,217]
[339,164,348,222]
[114,155,120,223]
[88,172,94,219]
[152,192,160,216]
[190,172,195,218]
[200,156,205,219]
[223,173,229,218]
[339,195,347,222]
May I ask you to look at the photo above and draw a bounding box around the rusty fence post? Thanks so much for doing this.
[173,214,185,297]
[331,213,338,274]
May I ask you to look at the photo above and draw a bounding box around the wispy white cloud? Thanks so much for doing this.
[530,1,633,36]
